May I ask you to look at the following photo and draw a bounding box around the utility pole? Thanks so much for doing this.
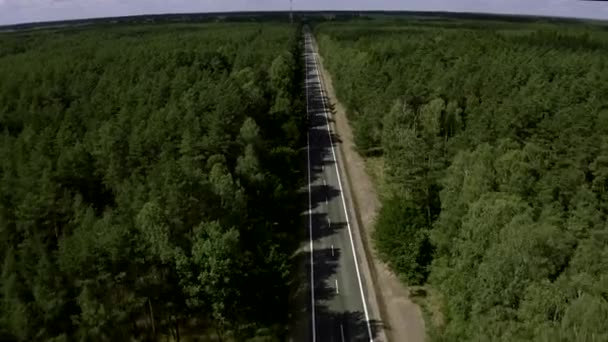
[290,0,293,24]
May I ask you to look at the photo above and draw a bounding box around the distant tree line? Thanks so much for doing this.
[0,23,305,341]
[317,19,608,341]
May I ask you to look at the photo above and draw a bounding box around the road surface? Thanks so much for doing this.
[303,30,382,342]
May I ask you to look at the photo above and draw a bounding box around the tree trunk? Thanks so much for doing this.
[148,298,156,337]
[216,326,224,342]
[426,188,431,225]
[426,155,432,225]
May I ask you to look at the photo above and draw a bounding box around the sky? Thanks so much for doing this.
[0,0,607,26]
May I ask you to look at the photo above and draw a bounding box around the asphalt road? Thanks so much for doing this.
[304,30,380,342]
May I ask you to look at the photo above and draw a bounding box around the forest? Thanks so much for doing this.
[316,17,608,341]
[0,23,305,340]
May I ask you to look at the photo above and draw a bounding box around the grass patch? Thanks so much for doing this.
[364,156,387,197]
[409,285,445,341]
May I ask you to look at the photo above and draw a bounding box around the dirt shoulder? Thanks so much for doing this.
[313,40,427,342]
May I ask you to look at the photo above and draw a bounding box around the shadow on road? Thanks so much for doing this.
[289,37,385,342]
[309,183,339,207]
[316,305,385,342]
[299,247,384,341]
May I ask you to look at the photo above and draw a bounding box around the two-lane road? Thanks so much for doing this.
[304,30,381,342]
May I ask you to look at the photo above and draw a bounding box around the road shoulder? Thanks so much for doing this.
[312,38,427,342]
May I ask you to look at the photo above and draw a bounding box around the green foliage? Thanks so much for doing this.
[0,22,305,340]
[317,17,608,341]
[373,197,431,285]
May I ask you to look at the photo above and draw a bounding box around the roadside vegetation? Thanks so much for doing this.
[316,17,608,341]
[0,23,304,340]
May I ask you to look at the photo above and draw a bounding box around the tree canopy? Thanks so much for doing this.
[316,17,608,341]
[0,22,305,341]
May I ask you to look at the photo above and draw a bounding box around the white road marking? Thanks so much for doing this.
[305,42,316,342]
[327,217,331,228]
[323,178,326,187]
[309,35,374,342]
[340,324,346,342]
[335,279,339,294]
[331,244,335,256]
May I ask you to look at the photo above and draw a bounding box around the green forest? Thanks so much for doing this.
[0,23,305,340]
[316,18,608,341]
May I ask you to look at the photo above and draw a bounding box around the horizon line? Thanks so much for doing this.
[1,9,606,30]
